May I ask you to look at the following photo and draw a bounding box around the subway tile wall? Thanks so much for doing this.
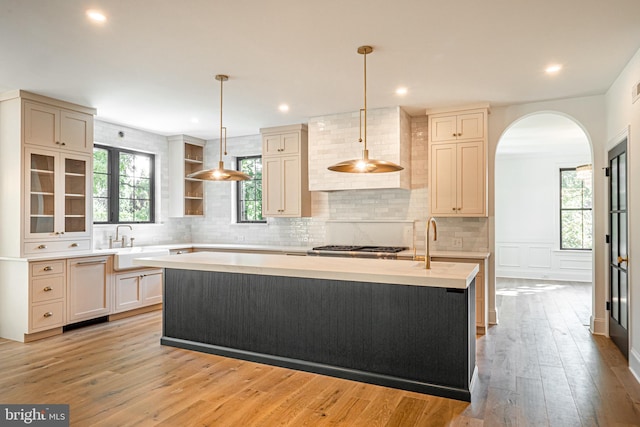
[92,115,488,252]
[93,120,192,248]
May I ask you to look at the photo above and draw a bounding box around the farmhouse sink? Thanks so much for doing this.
[112,246,170,271]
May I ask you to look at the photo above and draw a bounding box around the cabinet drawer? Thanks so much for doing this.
[31,301,64,331]
[24,239,91,255]
[31,260,65,277]
[31,276,65,303]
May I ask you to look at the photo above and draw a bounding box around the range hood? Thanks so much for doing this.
[308,106,411,191]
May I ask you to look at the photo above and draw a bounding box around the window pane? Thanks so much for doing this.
[237,156,264,223]
[93,198,109,222]
[119,199,134,222]
[560,168,592,250]
[93,145,154,224]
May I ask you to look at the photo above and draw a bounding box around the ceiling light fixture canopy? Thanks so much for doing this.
[188,74,251,181]
[327,46,403,174]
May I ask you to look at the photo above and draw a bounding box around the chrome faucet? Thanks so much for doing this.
[425,217,438,269]
[111,225,133,248]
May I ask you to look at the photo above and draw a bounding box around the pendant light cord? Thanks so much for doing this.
[363,48,367,151]
[219,76,225,161]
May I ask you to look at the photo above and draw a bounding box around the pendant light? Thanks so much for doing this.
[188,74,251,181]
[328,46,403,173]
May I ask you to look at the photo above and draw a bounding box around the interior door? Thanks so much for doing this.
[608,139,628,359]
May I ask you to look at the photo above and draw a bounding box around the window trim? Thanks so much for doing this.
[236,155,266,224]
[93,144,156,224]
[559,167,592,251]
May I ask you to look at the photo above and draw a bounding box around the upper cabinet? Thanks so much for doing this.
[430,112,484,142]
[168,135,206,218]
[24,100,94,153]
[260,124,311,218]
[0,90,96,258]
[427,105,489,217]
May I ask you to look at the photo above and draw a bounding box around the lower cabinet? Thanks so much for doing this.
[113,269,163,313]
[431,256,488,334]
[67,256,110,323]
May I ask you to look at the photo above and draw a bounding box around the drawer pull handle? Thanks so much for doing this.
[43,266,53,271]
[43,312,53,318]
[76,260,107,266]
[43,286,53,292]
[38,245,47,249]
[70,243,79,248]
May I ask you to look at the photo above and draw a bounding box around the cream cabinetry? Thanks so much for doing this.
[431,255,489,334]
[261,124,311,218]
[427,106,488,217]
[113,268,163,313]
[29,260,66,333]
[23,100,94,154]
[25,148,92,244]
[0,90,95,258]
[168,135,206,217]
[429,112,484,142]
[67,256,110,323]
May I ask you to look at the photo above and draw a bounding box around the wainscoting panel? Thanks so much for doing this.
[496,241,592,282]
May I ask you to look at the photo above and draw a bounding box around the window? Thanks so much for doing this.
[236,156,265,223]
[560,168,592,250]
[93,145,155,224]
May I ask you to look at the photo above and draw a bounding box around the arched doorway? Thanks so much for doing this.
[494,112,594,323]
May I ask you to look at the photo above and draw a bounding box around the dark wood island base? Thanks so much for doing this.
[161,268,476,401]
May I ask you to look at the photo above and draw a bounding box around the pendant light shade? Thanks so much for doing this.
[327,46,403,174]
[188,74,251,181]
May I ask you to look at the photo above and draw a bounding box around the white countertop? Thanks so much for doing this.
[132,251,479,289]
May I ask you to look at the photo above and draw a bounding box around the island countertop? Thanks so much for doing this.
[133,251,478,289]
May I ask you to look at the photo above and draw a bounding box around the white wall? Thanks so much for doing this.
[605,46,640,380]
[495,152,592,281]
[488,96,607,333]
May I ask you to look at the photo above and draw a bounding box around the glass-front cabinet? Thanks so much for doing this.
[26,148,91,240]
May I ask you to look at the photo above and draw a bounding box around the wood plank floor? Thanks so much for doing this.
[1,278,639,426]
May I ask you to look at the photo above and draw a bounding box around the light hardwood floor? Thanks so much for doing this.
[1,278,639,426]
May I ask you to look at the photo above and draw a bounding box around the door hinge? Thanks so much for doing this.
[606,301,611,311]
[606,234,610,244]
[605,167,610,177]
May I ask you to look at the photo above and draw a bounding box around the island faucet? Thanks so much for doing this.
[425,217,438,269]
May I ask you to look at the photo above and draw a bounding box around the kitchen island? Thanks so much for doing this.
[133,252,479,401]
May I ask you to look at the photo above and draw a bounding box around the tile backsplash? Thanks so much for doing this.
[92,114,488,252]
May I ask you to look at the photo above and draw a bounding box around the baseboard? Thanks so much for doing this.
[495,271,592,282]
[630,348,640,385]
[108,303,162,321]
[590,315,607,335]
[489,308,498,325]
[24,327,63,343]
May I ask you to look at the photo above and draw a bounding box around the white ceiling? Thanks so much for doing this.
[2,0,640,139]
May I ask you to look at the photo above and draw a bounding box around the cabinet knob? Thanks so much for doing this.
[38,245,47,249]
[452,133,457,137]
[43,312,53,318]
[452,207,456,211]
[457,133,462,136]
[43,266,53,271]
[43,286,53,292]
[70,243,78,247]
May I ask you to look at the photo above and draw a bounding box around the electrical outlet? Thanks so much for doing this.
[452,237,463,248]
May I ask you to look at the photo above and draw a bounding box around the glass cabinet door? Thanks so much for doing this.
[29,152,56,234]
[64,156,87,233]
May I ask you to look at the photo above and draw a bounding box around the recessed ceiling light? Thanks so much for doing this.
[545,64,562,74]
[395,87,408,95]
[86,10,107,23]
[278,104,289,112]
[190,117,199,123]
